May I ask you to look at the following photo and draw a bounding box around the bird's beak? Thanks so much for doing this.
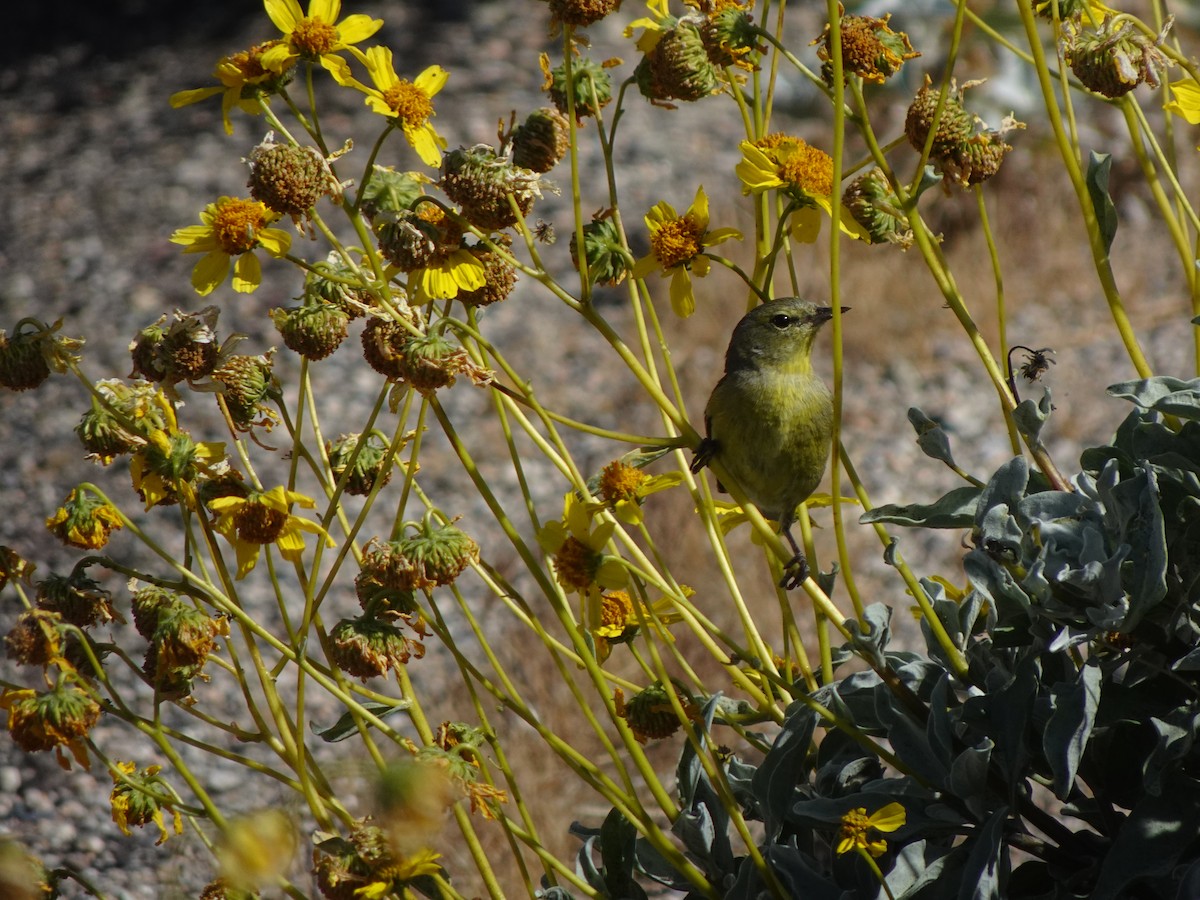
[840,306,851,314]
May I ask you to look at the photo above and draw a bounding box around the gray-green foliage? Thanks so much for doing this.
[562,376,1200,898]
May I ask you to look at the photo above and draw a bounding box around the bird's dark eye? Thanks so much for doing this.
[770,314,793,329]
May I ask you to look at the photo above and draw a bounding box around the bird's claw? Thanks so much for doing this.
[778,553,810,590]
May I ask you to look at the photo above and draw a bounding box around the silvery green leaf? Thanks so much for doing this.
[958,808,1009,900]
[753,702,818,837]
[1091,775,1200,900]
[1013,389,1053,445]
[947,739,994,819]
[1108,376,1200,419]
[1086,151,1118,253]
[908,407,958,467]
[1043,661,1102,800]
[310,699,410,742]
[860,486,981,528]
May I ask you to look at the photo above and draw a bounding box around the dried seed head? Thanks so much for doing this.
[842,168,913,248]
[814,11,919,85]
[361,316,411,380]
[329,615,423,680]
[270,303,349,361]
[541,53,614,119]
[699,2,764,69]
[131,584,179,641]
[547,0,622,29]
[130,307,222,384]
[36,570,116,629]
[377,210,441,272]
[512,107,571,173]
[617,681,697,743]
[942,131,1013,186]
[4,685,100,753]
[212,351,276,429]
[635,20,721,104]
[904,76,974,157]
[247,139,333,222]
[397,515,479,588]
[1065,18,1168,99]
[4,609,65,668]
[0,328,51,392]
[440,145,540,231]
[326,432,393,497]
[569,213,630,286]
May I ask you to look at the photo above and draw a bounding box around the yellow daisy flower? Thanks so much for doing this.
[591,587,687,662]
[835,802,906,857]
[170,197,292,296]
[260,0,382,73]
[631,185,742,318]
[330,48,449,167]
[208,485,334,579]
[536,492,628,595]
[169,40,291,135]
[736,136,869,243]
[592,458,684,525]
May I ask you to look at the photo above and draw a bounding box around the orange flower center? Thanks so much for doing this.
[383,81,434,127]
[554,536,598,591]
[225,42,274,81]
[233,501,288,545]
[650,213,704,269]
[767,138,834,197]
[598,590,635,633]
[211,198,270,255]
[290,17,339,58]
[599,461,648,506]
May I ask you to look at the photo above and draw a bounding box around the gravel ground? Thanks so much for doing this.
[2,1,1196,897]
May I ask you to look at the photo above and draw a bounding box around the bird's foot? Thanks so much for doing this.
[778,553,810,590]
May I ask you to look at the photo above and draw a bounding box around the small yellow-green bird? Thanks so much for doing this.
[691,297,844,589]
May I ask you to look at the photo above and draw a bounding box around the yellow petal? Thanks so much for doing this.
[868,802,906,833]
[407,122,446,168]
[231,252,263,293]
[687,184,710,230]
[336,14,383,45]
[414,65,449,98]
[192,252,230,296]
[668,267,695,318]
[169,86,223,109]
[264,0,303,34]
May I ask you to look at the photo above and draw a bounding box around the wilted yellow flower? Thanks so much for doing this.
[45,488,123,550]
[169,196,292,296]
[109,761,184,845]
[631,185,741,317]
[128,393,226,510]
[217,809,298,891]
